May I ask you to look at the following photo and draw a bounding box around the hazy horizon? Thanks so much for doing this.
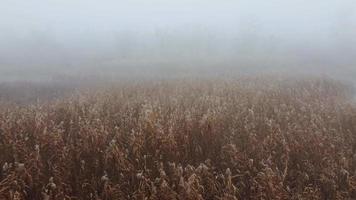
[0,0,355,83]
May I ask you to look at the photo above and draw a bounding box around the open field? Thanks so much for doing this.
[0,77,355,199]
[1,0,355,199]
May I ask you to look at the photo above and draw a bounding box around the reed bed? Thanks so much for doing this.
[0,78,355,199]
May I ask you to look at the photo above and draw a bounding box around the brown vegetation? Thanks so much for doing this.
[0,78,355,199]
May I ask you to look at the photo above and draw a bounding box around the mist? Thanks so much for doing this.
[3,1,356,198]
[0,0,355,83]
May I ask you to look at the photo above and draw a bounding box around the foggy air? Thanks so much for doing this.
[0,1,356,199]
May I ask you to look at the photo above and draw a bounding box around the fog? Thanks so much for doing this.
[0,0,355,83]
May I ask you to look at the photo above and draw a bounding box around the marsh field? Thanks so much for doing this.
[0,77,355,200]
[2,0,356,199]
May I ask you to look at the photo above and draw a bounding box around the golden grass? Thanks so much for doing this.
[0,77,355,199]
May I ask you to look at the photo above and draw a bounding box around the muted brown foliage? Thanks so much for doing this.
[0,78,355,200]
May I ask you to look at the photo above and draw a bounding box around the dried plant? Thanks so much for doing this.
[0,77,355,199]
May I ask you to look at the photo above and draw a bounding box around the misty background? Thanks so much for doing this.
[0,0,355,84]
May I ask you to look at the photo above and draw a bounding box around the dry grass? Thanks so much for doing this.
[0,77,355,199]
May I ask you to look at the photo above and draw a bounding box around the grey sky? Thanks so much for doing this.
[0,0,355,81]
[1,0,355,39]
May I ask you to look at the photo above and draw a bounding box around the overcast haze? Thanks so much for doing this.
[0,0,355,82]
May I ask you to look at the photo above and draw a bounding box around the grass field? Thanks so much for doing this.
[0,77,355,199]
